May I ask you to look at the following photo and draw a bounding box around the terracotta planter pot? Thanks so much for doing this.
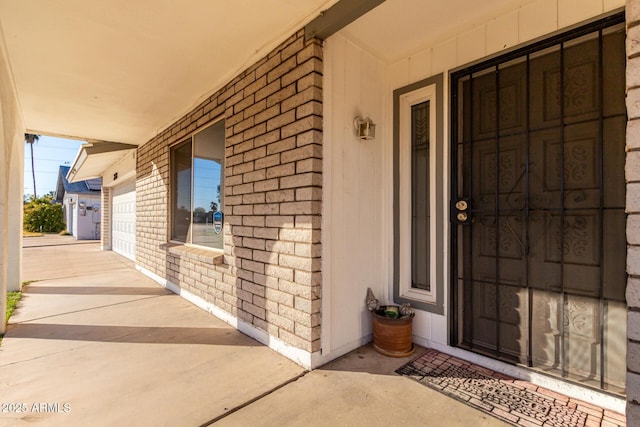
[371,306,415,357]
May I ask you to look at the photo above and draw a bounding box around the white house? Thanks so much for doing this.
[54,165,102,240]
[1,0,639,422]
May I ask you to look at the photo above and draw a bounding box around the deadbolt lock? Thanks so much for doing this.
[452,198,472,224]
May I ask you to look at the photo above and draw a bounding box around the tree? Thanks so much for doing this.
[24,134,40,198]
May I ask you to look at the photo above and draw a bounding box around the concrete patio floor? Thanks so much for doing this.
[0,235,507,426]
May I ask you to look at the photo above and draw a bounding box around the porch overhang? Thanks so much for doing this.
[67,142,136,183]
[0,0,342,145]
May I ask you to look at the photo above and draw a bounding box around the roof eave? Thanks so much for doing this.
[67,142,137,183]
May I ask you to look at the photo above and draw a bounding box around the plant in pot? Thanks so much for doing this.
[366,288,415,357]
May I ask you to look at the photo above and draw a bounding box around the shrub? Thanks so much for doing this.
[23,195,65,233]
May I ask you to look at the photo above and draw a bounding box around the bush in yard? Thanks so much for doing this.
[23,195,65,233]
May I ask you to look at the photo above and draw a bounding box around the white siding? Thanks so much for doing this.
[323,0,626,362]
[322,34,389,359]
[69,194,101,240]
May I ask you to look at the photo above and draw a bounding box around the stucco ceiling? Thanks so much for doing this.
[0,0,339,145]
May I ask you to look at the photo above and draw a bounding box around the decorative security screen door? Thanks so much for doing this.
[451,15,626,393]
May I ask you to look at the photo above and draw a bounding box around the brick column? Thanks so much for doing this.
[224,31,323,353]
[100,187,111,250]
[627,1,640,423]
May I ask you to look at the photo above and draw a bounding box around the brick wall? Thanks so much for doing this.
[628,1,640,423]
[136,29,323,354]
[100,187,111,250]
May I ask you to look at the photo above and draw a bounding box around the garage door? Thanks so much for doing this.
[112,179,136,261]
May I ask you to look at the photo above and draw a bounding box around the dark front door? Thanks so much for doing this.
[451,14,626,393]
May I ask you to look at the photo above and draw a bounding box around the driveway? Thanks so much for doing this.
[0,235,506,426]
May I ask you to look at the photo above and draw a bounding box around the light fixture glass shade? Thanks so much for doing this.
[354,117,376,140]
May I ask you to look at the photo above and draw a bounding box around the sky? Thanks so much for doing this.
[23,135,85,198]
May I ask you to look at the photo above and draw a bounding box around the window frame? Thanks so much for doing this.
[169,118,225,251]
[393,73,444,314]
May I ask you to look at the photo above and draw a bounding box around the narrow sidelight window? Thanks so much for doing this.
[393,73,444,313]
[411,101,430,291]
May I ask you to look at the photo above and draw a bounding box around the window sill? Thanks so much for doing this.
[395,294,444,315]
[394,284,443,315]
[165,242,224,265]
[400,288,436,305]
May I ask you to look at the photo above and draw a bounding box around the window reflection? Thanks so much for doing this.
[192,157,223,248]
[171,141,192,243]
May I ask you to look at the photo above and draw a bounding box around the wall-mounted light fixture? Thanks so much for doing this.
[354,116,376,140]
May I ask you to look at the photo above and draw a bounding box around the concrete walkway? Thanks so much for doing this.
[0,235,506,426]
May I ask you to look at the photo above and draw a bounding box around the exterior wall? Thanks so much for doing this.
[327,0,625,365]
[627,0,640,422]
[67,193,101,240]
[388,0,624,88]
[324,0,627,411]
[322,34,389,359]
[0,23,25,332]
[136,30,323,362]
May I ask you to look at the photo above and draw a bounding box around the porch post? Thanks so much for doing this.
[0,22,25,334]
[626,1,640,422]
[6,134,23,292]
[0,134,7,336]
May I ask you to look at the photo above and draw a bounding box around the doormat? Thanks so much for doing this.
[395,349,626,427]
